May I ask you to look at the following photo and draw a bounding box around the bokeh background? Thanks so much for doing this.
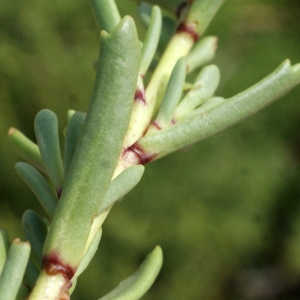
[1,0,300,299]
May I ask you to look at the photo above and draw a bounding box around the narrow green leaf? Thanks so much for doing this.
[98,246,163,300]
[98,165,145,214]
[69,277,77,295]
[148,57,186,133]
[22,210,48,267]
[16,284,30,300]
[23,259,40,291]
[174,64,220,120]
[43,16,141,270]
[67,109,76,122]
[64,112,86,179]
[186,0,226,37]
[8,128,45,174]
[189,96,224,116]
[0,229,9,276]
[16,162,57,218]
[139,0,182,14]
[137,60,300,159]
[73,229,102,280]
[89,0,121,33]
[137,2,152,26]
[140,6,162,77]
[0,239,30,300]
[187,36,218,74]
[34,109,64,196]
[158,16,177,53]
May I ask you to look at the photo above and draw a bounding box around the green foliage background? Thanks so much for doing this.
[1,0,300,299]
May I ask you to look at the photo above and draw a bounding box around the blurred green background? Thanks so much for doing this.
[1,0,300,299]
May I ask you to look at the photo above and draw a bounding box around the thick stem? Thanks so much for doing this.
[28,269,69,300]
[123,30,195,148]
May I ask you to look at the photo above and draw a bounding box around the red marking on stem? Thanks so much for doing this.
[43,253,75,281]
[134,89,146,105]
[125,143,158,165]
[152,121,162,130]
[171,118,177,125]
[176,22,200,42]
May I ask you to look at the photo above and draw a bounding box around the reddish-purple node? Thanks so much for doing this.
[43,252,76,281]
[134,89,146,105]
[176,22,200,42]
[152,121,162,130]
[127,143,158,165]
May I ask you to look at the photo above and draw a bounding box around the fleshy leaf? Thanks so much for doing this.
[34,109,64,196]
[23,260,40,291]
[185,0,226,37]
[8,128,45,174]
[64,111,86,179]
[0,229,9,276]
[98,246,163,300]
[136,60,300,160]
[0,239,30,300]
[16,162,57,218]
[73,229,102,280]
[41,16,141,273]
[98,165,145,214]
[22,210,48,267]
[140,5,162,77]
[187,36,218,74]
[89,0,121,33]
[174,64,220,119]
[147,57,186,134]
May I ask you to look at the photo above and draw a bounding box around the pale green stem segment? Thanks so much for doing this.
[124,30,194,148]
[24,260,40,290]
[0,229,9,276]
[40,16,140,277]
[140,6,162,77]
[22,210,48,267]
[186,0,226,37]
[124,0,225,148]
[98,165,145,214]
[98,246,163,300]
[72,229,102,280]
[187,36,218,74]
[89,0,121,33]
[8,128,45,174]
[64,111,86,179]
[147,57,186,134]
[29,269,67,300]
[16,162,57,218]
[174,64,220,120]
[137,60,300,159]
[0,239,30,300]
[34,109,64,196]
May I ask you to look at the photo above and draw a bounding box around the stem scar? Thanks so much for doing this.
[176,22,200,42]
[43,253,75,281]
